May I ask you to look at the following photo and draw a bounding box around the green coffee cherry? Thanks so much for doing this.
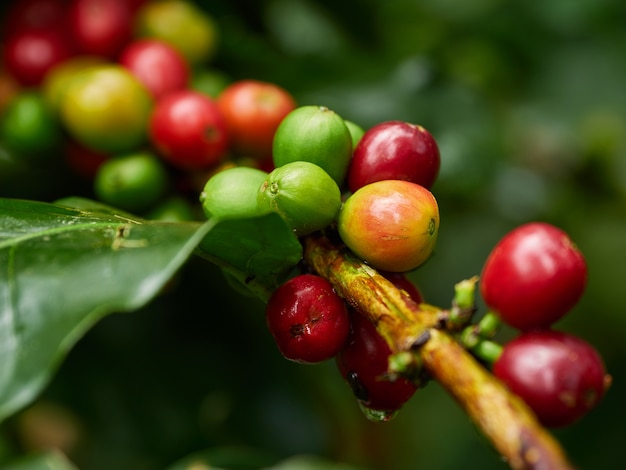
[147,196,196,221]
[0,91,61,160]
[94,151,168,213]
[257,161,341,236]
[200,166,271,220]
[344,120,365,150]
[272,105,352,186]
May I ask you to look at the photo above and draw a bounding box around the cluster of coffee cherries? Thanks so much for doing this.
[0,0,297,219]
[479,222,610,427]
[265,215,610,426]
[235,106,610,426]
[266,271,426,419]
[198,99,441,416]
[202,106,442,419]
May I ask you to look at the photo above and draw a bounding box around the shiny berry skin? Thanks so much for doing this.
[68,0,133,59]
[2,28,73,86]
[480,222,587,331]
[338,180,440,272]
[337,310,418,411]
[265,274,350,364]
[493,330,608,427]
[348,120,440,193]
[119,39,189,101]
[149,90,229,169]
[217,79,296,157]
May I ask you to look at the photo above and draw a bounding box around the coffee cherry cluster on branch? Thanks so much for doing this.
[202,102,443,417]
[199,89,610,425]
[1,0,610,430]
[0,0,296,218]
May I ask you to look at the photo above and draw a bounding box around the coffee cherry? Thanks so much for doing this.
[149,90,228,169]
[272,105,353,186]
[493,330,608,427]
[94,151,168,213]
[119,39,190,101]
[266,274,350,364]
[216,79,296,157]
[348,120,440,193]
[258,161,342,236]
[337,310,418,411]
[344,120,365,151]
[200,166,271,221]
[2,28,73,87]
[480,222,587,331]
[338,180,439,272]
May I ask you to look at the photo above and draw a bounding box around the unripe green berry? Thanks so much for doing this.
[94,151,168,213]
[272,105,352,186]
[258,161,341,236]
[200,166,271,221]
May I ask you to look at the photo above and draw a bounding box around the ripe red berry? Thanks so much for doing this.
[348,120,440,193]
[149,90,229,169]
[217,79,296,157]
[265,274,350,364]
[336,310,418,411]
[493,330,608,427]
[480,222,587,331]
[68,0,133,59]
[119,39,189,101]
[2,28,73,86]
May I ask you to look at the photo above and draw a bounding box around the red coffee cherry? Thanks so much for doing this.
[265,274,350,364]
[348,120,440,193]
[493,330,608,427]
[2,28,73,86]
[119,39,189,101]
[68,0,133,59]
[336,310,418,412]
[480,222,587,331]
[217,79,296,157]
[149,90,229,169]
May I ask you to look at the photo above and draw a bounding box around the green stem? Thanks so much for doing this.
[477,311,501,338]
[448,276,479,329]
[458,311,503,364]
[459,311,501,347]
[471,339,504,365]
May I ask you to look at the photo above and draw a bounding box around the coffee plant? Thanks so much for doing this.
[1,1,623,469]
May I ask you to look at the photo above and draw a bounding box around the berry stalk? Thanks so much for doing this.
[303,232,575,470]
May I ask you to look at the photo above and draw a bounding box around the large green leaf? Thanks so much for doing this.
[0,197,214,422]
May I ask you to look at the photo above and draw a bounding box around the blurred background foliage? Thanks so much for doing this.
[2,0,626,469]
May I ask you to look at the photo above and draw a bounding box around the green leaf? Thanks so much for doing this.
[196,213,303,302]
[2,451,78,470]
[0,197,214,422]
[53,196,141,219]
